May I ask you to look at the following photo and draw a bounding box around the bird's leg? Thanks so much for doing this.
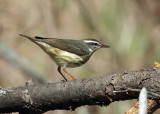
[58,66,67,81]
[63,68,76,80]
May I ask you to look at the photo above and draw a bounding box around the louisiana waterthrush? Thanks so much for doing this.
[20,34,110,81]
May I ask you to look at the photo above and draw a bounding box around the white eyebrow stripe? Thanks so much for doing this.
[83,40,101,45]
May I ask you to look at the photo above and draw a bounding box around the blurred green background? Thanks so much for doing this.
[0,0,160,114]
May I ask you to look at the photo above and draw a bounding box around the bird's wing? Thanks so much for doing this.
[35,36,88,56]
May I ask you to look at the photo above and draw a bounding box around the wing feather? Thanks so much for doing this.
[35,36,89,56]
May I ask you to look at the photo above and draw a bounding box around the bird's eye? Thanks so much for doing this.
[94,43,99,47]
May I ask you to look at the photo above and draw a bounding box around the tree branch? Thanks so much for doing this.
[125,99,160,114]
[0,68,160,113]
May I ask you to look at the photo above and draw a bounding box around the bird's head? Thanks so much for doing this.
[83,39,110,52]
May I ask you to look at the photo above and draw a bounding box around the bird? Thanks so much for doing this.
[19,34,110,81]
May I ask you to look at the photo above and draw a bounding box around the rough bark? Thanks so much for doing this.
[126,99,160,114]
[0,68,160,113]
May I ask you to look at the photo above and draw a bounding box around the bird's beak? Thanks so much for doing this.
[101,44,110,48]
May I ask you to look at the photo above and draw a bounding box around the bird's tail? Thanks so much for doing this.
[19,34,51,52]
[19,34,37,42]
